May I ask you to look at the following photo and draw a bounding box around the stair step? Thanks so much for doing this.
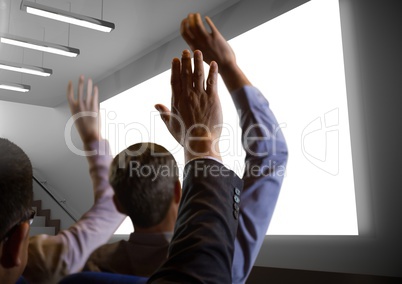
[31,200,61,234]
[31,216,46,227]
[30,226,55,236]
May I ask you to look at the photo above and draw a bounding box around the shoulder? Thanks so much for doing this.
[89,241,124,258]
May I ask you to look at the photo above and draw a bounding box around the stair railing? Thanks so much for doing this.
[33,175,78,222]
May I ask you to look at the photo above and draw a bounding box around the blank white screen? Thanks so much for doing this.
[104,0,358,236]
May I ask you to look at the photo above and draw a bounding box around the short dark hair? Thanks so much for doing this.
[0,138,33,240]
[109,143,179,228]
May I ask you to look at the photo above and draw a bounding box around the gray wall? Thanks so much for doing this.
[96,0,310,103]
[0,98,94,228]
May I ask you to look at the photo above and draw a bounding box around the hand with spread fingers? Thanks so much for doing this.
[181,13,251,92]
[181,13,235,69]
[155,50,222,162]
[67,75,101,145]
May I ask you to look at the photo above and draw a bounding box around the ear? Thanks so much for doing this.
[112,194,126,215]
[0,223,29,269]
[173,180,182,204]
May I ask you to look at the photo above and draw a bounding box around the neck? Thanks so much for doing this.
[134,204,177,234]
[0,269,21,284]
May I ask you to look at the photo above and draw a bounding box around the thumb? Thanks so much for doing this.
[205,16,219,36]
[155,104,171,125]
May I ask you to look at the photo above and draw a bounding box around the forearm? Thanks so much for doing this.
[85,139,114,200]
[219,61,252,93]
[62,139,125,271]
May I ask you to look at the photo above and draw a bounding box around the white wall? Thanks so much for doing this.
[0,99,93,229]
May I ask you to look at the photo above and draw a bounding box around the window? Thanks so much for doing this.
[103,0,358,236]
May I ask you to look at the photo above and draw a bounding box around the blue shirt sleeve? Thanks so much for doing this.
[231,86,288,284]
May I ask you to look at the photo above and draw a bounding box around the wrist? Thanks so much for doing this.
[83,136,102,149]
[218,60,238,77]
[184,137,222,163]
[218,62,251,93]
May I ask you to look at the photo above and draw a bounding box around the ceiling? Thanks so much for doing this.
[0,0,239,107]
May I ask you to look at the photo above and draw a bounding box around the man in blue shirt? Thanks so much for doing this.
[179,13,289,283]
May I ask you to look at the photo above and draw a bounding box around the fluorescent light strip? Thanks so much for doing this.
[21,1,115,33]
[0,61,52,77]
[0,35,79,57]
[0,82,30,93]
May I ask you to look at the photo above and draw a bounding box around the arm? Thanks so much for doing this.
[149,50,242,283]
[231,86,288,283]
[181,14,289,283]
[24,77,125,284]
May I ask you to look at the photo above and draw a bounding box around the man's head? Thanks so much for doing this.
[0,138,33,283]
[109,142,180,231]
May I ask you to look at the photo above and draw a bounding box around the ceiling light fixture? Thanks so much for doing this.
[21,0,115,33]
[0,34,79,57]
[0,82,30,92]
[0,60,52,77]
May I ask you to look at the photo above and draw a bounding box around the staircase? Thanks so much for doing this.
[30,200,61,236]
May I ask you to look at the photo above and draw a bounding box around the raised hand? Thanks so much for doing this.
[181,13,251,92]
[67,75,101,145]
[155,50,222,162]
[181,13,236,70]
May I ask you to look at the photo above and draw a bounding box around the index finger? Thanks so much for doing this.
[205,16,219,35]
[92,85,99,112]
[206,61,218,95]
